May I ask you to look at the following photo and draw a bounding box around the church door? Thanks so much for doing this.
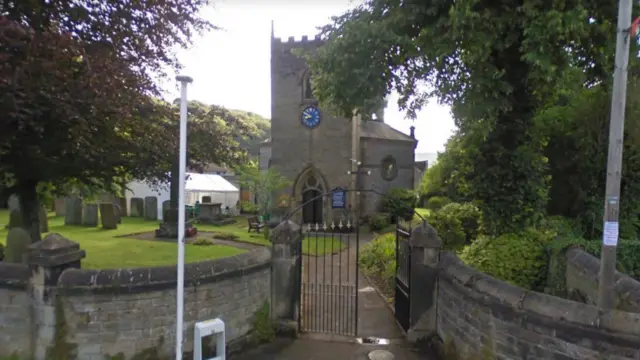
[302,189,323,225]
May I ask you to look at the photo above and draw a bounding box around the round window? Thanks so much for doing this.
[381,156,398,181]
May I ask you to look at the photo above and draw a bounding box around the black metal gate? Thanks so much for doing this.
[394,219,411,331]
[298,220,359,336]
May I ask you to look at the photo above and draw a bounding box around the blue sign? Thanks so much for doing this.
[332,187,346,209]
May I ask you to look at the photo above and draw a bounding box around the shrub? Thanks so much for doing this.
[358,233,396,297]
[381,188,417,221]
[0,243,4,261]
[211,232,239,241]
[460,228,554,290]
[425,196,452,212]
[369,213,391,232]
[192,238,214,246]
[241,201,259,214]
[427,202,482,251]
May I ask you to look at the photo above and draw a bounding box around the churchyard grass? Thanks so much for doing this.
[0,210,244,269]
[196,216,347,256]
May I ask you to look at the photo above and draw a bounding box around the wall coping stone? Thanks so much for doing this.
[57,246,271,295]
[0,262,29,289]
[566,247,640,310]
[439,251,640,341]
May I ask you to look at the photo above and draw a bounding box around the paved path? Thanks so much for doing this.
[231,338,424,360]
[238,231,425,360]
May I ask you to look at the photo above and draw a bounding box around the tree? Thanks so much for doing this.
[236,163,290,220]
[0,1,212,242]
[301,0,628,234]
[148,101,258,225]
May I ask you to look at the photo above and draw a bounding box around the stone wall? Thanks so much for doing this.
[435,251,640,359]
[0,263,31,355]
[0,243,272,360]
[565,247,640,312]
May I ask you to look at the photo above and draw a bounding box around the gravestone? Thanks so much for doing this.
[6,210,22,229]
[162,200,171,216]
[130,197,144,217]
[7,194,20,212]
[64,196,83,225]
[99,203,118,230]
[39,206,48,233]
[113,204,122,224]
[54,198,66,216]
[202,196,212,204]
[119,197,128,217]
[144,196,158,221]
[4,227,31,263]
[82,204,98,227]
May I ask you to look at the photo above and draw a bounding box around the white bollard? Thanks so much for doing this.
[193,318,226,360]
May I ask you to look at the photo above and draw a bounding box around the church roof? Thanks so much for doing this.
[360,121,416,142]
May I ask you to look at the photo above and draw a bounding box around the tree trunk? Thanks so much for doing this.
[17,180,41,243]
[170,159,180,211]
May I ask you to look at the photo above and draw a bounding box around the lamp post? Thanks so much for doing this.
[175,74,193,360]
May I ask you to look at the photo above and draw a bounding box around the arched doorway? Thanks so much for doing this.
[300,174,324,225]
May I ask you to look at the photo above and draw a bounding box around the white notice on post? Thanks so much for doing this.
[603,221,619,246]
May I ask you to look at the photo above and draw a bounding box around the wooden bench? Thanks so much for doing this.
[247,216,264,233]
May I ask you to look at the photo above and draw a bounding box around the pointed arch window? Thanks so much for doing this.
[303,72,314,100]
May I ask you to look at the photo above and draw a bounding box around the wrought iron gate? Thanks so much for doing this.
[394,219,411,331]
[298,221,359,336]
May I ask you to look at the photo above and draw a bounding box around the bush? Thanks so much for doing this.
[241,201,259,214]
[460,228,554,290]
[369,213,391,232]
[192,238,214,246]
[0,243,4,261]
[358,233,396,298]
[427,202,482,251]
[425,196,452,211]
[211,232,239,241]
[381,188,417,221]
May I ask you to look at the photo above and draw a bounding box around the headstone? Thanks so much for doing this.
[162,200,171,213]
[99,203,118,230]
[4,227,31,263]
[144,196,158,221]
[130,197,143,217]
[202,196,212,204]
[82,204,98,227]
[6,210,22,229]
[54,198,66,216]
[119,197,128,216]
[113,204,122,224]
[7,194,20,212]
[39,206,48,233]
[64,196,83,225]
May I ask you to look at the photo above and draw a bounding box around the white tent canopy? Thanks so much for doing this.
[125,173,240,220]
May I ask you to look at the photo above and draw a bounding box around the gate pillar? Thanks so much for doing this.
[270,220,302,336]
[407,221,442,342]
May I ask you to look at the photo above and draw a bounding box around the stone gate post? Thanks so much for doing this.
[407,221,442,342]
[27,234,86,360]
[270,220,302,335]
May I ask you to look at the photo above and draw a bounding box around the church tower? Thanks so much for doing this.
[269,32,354,225]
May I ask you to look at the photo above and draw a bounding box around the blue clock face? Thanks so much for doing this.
[301,106,321,128]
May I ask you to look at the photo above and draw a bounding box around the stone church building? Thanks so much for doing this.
[260,33,418,225]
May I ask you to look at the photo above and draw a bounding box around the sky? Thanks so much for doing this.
[163,0,456,154]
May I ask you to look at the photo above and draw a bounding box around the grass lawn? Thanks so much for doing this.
[0,209,244,269]
[196,217,347,256]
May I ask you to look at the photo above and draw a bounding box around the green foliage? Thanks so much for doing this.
[368,213,391,232]
[358,233,396,296]
[380,188,416,221]
[236,163,290,218]
[211,232,239,241]
[251,301,275,345]
[0,242,4,261]
[425,196,452,212]
[427,202,482,252]
[241,201,259,214]
[192,238,214,246]
[4,227,31,263]
[460,228,554,290]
